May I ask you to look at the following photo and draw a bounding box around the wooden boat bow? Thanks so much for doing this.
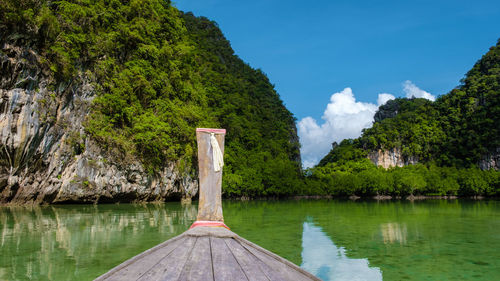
[95,128,320,281]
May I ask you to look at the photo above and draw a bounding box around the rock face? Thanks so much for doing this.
[0,43,197,204]
[373,99,400,122]
[479,148,500,170]
[368,148,418,169]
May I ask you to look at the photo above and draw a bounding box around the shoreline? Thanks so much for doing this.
[288,195,491,201]
[1,195,498,206]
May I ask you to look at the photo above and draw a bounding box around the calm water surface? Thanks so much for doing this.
[0,200,499,280]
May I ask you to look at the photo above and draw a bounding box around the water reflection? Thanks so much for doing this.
[1,200,499,281]
[301,221,382,281]
[0,203,197,280]
[380,222,407,245]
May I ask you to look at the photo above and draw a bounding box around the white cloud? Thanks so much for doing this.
[298,81,433,168]
[298,88,383,168]
[377,93,395,106]
[403,80,435,101]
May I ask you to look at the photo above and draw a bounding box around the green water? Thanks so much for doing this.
[0,200,499,280]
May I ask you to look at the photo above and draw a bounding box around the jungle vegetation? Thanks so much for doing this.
[1,0,498,198]
[309,40,500,197]
[0,0,303,197]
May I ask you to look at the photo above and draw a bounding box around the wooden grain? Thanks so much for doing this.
[224,238,274,281]
[95,234,185,280]
[96,227,320,281]
[178,237,214,281]
[210,237,249,281]
[196,130,225,222]
[185,226,237,238]
[237,238,320,281]
[135,236,196,281]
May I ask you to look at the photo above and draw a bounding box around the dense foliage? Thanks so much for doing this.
[312,40,500,197]
[437,42,500,166]
[308,159,499,197]
[361,98,445,162]
[0,0,303,197]
[3,1,498,199]
[358,40,500,166]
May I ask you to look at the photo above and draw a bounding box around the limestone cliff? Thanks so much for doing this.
[367,147,499,170]
[367,148,418,169]
[479,148,500,170]
[368,148,500,170]
[0,43,197,204]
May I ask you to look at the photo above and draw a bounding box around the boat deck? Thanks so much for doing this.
[96,226,319,281]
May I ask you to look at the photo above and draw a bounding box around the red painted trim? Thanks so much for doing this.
[196,128,226,134]
[189,220,230,230]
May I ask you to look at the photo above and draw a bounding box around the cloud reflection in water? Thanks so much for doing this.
[301,221,382,281]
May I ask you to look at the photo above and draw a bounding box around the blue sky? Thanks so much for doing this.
[174,0,500,166]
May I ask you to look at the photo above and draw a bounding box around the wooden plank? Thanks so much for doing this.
[237,238,320,281]
[96,234,185,281]
[210,237,248,281]
[186,226,236,238]
[224,238,276,281]
[196,130,225,221]
[178,236,214,281]
[135,236,197,281]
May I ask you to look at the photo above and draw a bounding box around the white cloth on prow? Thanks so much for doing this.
[210,133,224,172]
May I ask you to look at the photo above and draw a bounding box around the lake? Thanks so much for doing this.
[1,200,499,280]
